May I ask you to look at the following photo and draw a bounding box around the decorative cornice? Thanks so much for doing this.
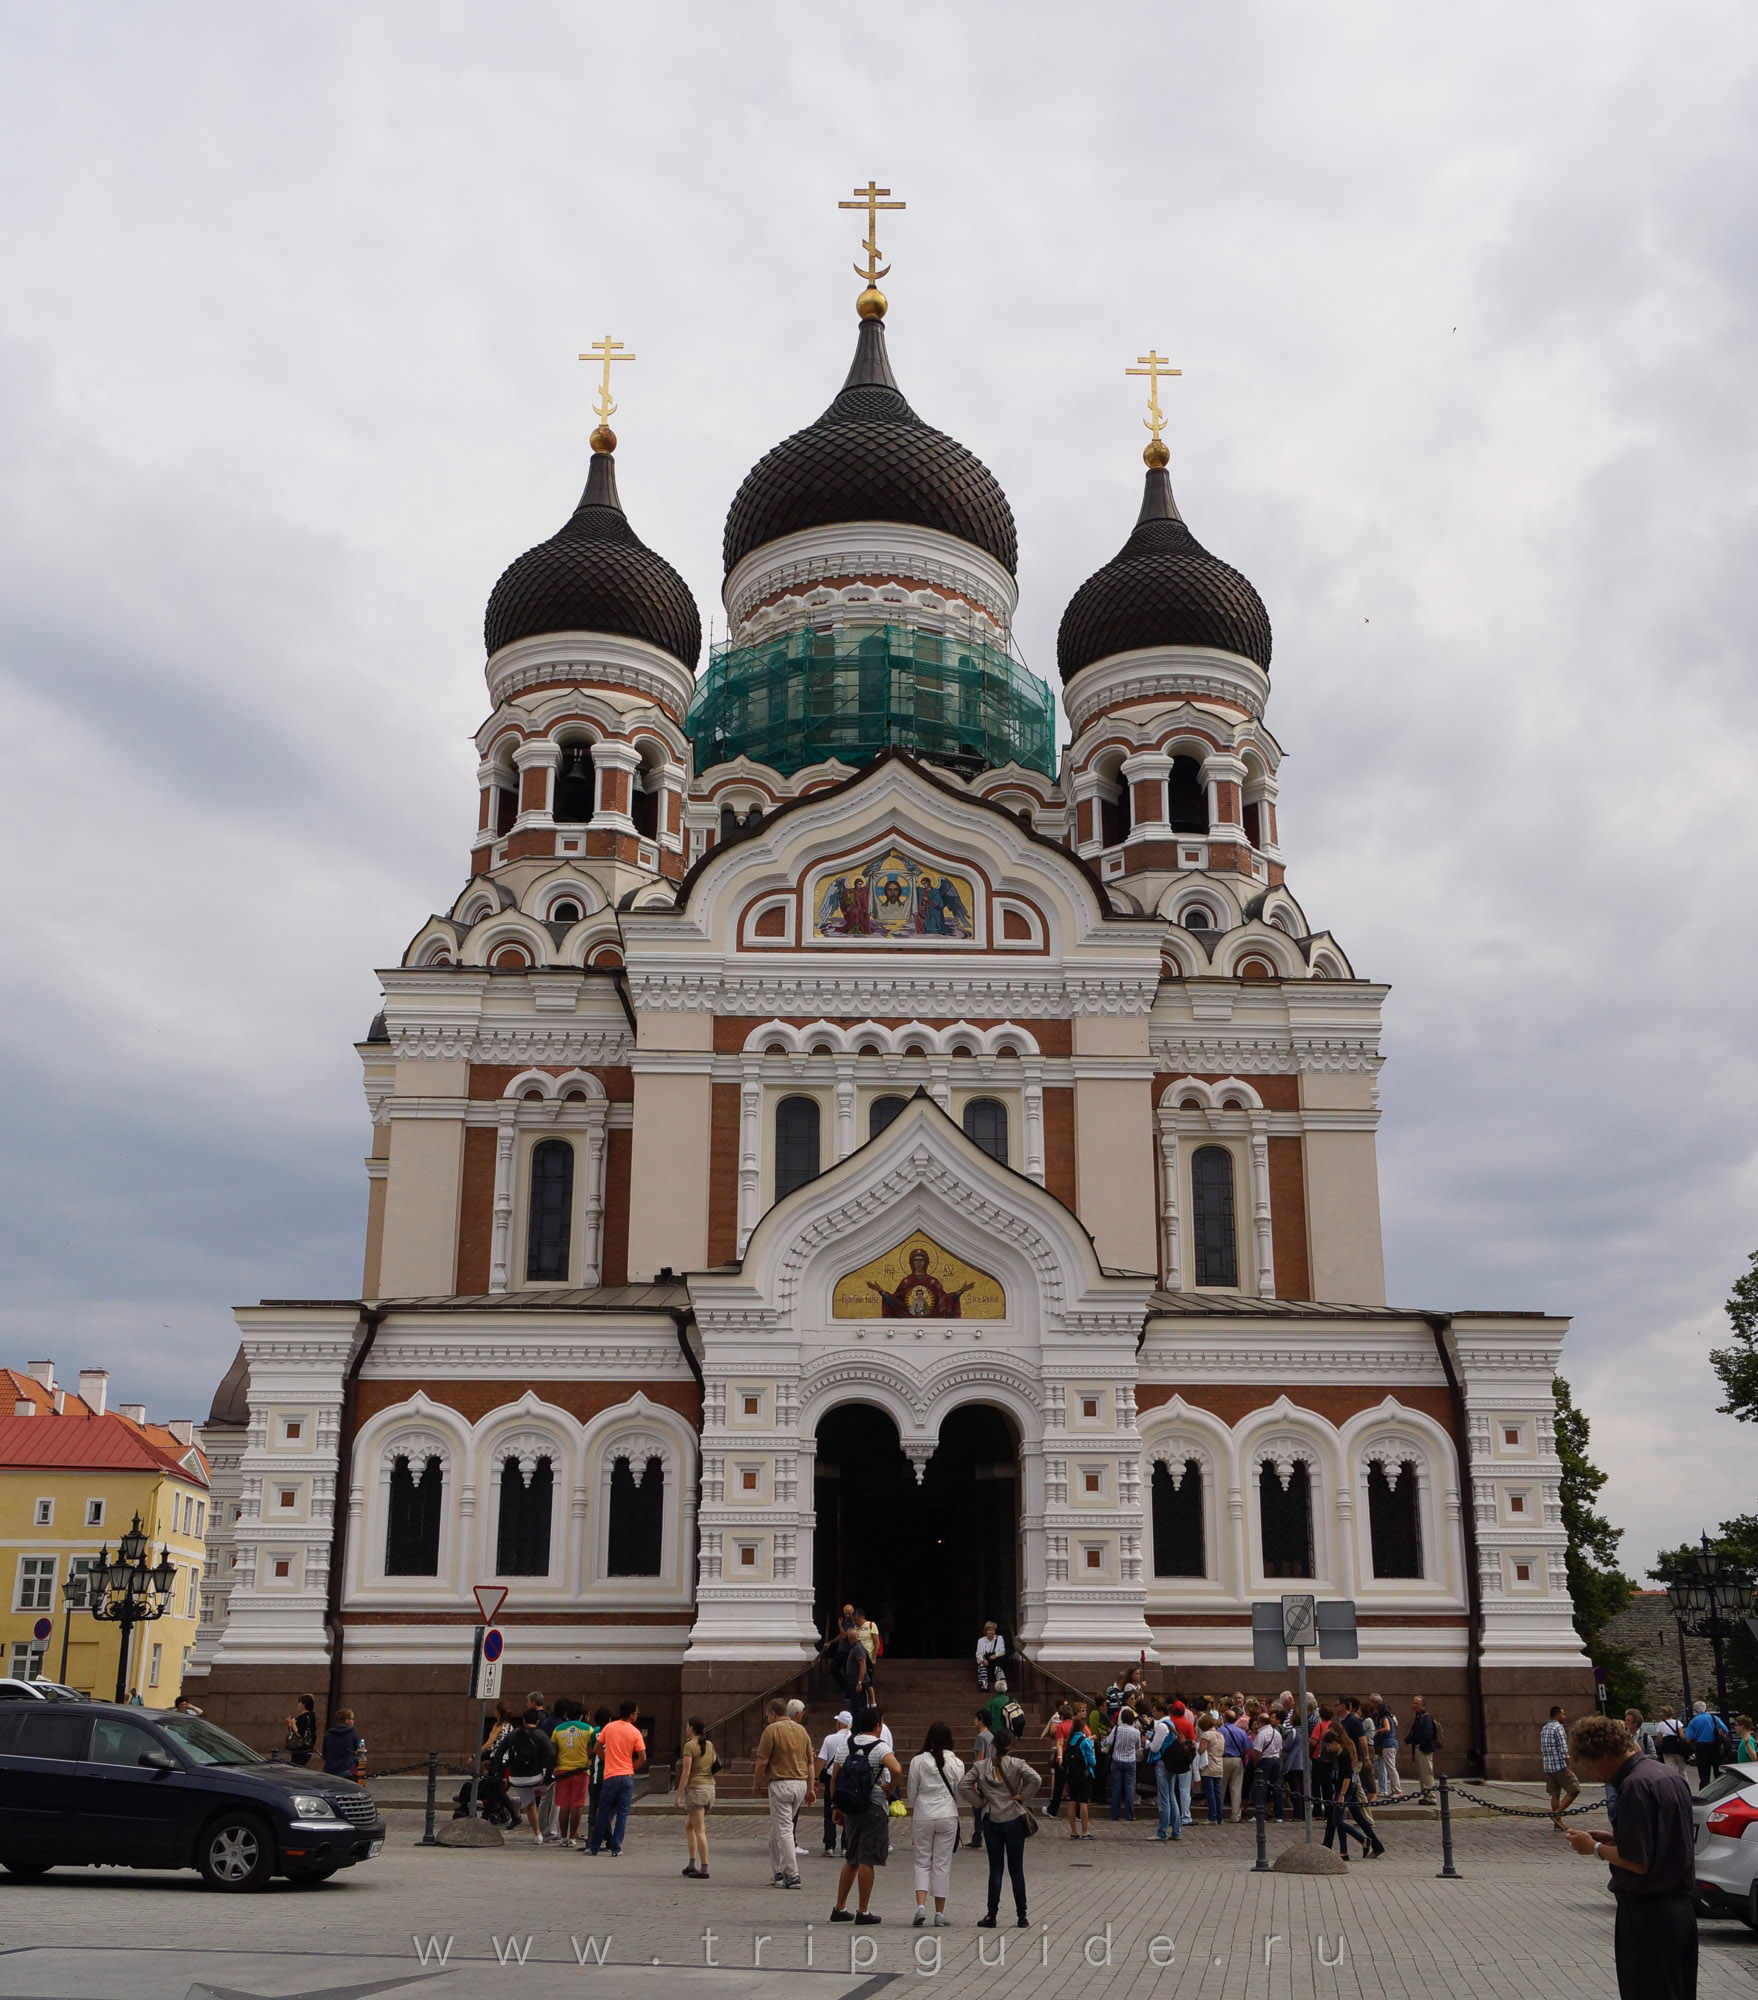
[624,969,1159,1019]
[1148,1033,1384,1076]
[1063,646,1271,734]
[484,631,697,718]
[723,522,1018,635]
[385,1024,634,1065]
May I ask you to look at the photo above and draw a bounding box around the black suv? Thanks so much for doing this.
[0,1701,384,1890]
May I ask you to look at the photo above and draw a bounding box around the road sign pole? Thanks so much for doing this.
[468,1626,485,1816]
[1297,1645,1312,1843]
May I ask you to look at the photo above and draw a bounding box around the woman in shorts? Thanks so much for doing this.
[676,1716,717,1878]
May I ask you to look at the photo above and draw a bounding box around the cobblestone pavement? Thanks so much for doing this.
[2,1811,1754,1999]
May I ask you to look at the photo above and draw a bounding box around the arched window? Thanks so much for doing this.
[962,1097,1008,1164]
[526,1139,574,1282]
[1151,1459,1205,1577]
[1098,770,1130,848]
[496,1456,553,1576]
[554,745,595,823]
[385,1453,442,1575]
[869,1095,907,1140]
[1259,1461,1314,1578]
[775,1096,821,1198]
[551,900,581,925]
[1368,1459,1424,1578]
[1190,1145,1238,1287]
[631,775,660,840]
[1168,756,1208,833]
[607,1455,665,1576]
[1182,906,1212,932]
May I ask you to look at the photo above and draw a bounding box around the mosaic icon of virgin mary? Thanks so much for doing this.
[866,1246,974,1318]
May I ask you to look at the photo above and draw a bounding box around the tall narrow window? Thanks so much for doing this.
[1168,756,1209,833]
[1099,782,1129,848]
[1259,1461,1314,1578]
[385,1454,443,1575]
[607,1455,665,1576]
[1368,1460,1424,1578]
[526,1139,574,1281]
[869,1094,907,1140]
[553,745,596,822]
[774,1096,821,1198]
[962,1097,1009,1164]
[1152,1460,1206,1577]
[496,1456,553,1576]
[1190,1145,1238,1287]
[631,778,659,839]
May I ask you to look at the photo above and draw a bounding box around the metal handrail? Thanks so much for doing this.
[700,1653,836,1764]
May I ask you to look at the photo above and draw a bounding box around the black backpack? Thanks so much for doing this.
[502,1726,548,1779]
[1000,1699,1025,1737]
[833,1737,878,1814]
[1165,1734,1197,1774]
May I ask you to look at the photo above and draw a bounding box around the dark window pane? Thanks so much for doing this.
[607,1456,665,1576]
[962,1097,1008,1163]
[526,1139,574,1282]
[775,1097,821,1198]
[386,1454,443,1575]
[496,1457,553,1576]
[89,1718,164,1766]
[631,781,659,839]
[554,746,595,823]
[1099,789,1128,847]
[1191,1146,1238,1287]
[1168,757,1209,833]
[12,1710,90,1760]
[1152,1460,1206,1576]
[1368,1460,1424,1578]
[869,1095,907,1140]
[1259,1461,1314,1578]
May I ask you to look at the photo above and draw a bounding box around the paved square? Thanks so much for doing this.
[2,1811,1752,1999]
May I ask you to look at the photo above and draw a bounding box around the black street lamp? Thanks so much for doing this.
[87,1512,177,1703]
[1664,1532,1756,1722]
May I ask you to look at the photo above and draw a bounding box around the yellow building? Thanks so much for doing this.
[2,1363,209,1705]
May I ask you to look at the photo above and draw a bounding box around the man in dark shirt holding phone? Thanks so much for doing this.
[1565,1713,1697,1999]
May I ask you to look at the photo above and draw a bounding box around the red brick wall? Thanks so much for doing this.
[601,1128,631,1284]
[707,1082,740,1267]
[1042,1087,1077,1210]
[1268,1135,1311,1300]
[455,1127,497,1294]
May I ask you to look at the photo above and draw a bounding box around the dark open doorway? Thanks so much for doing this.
[813,1402,1019,1658]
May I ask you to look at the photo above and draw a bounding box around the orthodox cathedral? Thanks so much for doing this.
[190,193,1590,1774]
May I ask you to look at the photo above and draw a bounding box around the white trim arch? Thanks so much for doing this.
[348,1395,475,1601]
[582,1395,697,1597]
[1214,927,1304,980]
[1340,1400,1465,1601]
[462,916,551,969]
[1141,1424,1222,1584]
[488,1073,611,1293]
[1236,1400,1344,1593]
[1155,1082,1276,1296]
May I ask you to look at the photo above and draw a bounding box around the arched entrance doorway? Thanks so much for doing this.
[813,1403,1019,1658]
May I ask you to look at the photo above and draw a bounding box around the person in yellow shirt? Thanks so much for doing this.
[549,1698,594,1848]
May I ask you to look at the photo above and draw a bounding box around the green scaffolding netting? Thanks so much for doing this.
[685,624,1057,780]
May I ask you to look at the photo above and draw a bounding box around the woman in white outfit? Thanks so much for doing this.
[907,1722,966,1926]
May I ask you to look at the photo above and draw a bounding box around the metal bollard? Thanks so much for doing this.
[1251,1769,1270,1872]
[1436,1772,1461,1879]
[421,1749,438,1846]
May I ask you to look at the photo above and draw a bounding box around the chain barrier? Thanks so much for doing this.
[1446,1781,1602,1819]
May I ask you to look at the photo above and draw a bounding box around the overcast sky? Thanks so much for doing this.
[2,2,1753,1579]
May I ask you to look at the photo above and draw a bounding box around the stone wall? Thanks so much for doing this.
[1602,1591,1718,1715]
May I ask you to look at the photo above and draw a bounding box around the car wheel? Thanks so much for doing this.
[197,1814,273,1892]
[1744,1880,1758,1932]
[1,1860,51,1878]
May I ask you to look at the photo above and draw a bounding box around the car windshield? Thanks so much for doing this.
[30,1682,89,1702]
[153,1712,266,1766]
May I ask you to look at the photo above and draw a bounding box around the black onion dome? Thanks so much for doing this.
[723,318,1017,576]
[485,450,702,667]
[1057,467,1271,680]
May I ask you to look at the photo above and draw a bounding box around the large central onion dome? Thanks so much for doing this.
[722,317,1017,575]
[485,446,701,667]
[1058,463,1271,679]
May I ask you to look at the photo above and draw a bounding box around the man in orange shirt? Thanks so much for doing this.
[585,1700,647,1856]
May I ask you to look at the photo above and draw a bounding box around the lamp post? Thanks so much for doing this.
[87,1513,177,1704]
[1664,1534,1756,1722]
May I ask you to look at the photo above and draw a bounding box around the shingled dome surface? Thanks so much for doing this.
[1057,467,1271,680]
[485,452,702,667]
[723,318,1017,577]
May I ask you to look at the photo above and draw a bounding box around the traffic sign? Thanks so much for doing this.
[32,1617,52,1643]
[1281,1594,1318,1649]
[468,1625,504,1701]
[473,1584,508,1625]
[483,1627,504,1663]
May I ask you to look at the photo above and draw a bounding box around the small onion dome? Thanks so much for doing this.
[1057,465,1271,680]
[484,446,701,667]
[723,316,1017,576]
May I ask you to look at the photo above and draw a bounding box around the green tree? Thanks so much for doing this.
[1650,1516,1758,1719]
[1552,1374,1649,1714]
[1709,1249,1758,1423]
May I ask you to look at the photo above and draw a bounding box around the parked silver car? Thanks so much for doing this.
[1692,1760,1758,1926]
[0,1679,89,1703]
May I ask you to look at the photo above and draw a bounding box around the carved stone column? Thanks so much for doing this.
[1247,1112,1276,1297]
[488,1101,519,1293]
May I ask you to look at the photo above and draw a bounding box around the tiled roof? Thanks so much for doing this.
[0,1410,208,1481]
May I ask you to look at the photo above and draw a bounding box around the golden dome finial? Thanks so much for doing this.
[578,333,636,452]
[840,180,905,318]
[1126,347,1182,465]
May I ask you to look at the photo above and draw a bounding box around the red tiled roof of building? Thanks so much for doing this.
[0,1409,209,1483]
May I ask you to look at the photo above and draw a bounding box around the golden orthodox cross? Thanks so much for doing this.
[839,181,905,287]
[579,334,636,425]
[1126,349,1182,446]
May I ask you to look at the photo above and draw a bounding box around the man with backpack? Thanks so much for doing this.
[493,1706,558,1842]
[1406,1695,1440,1803]
[828,1706,903,1926]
